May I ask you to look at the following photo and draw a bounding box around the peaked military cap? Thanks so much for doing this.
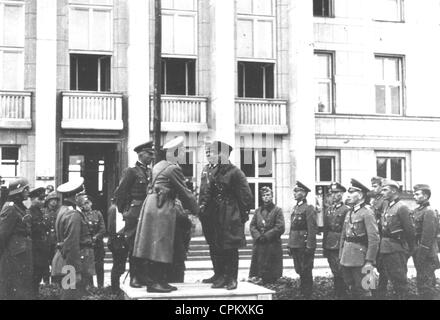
[371,176,384,185]
[8,177,30,196]
[163,136,185,150]
[57,177,84,195]
[413,184,431,192]
[29,187,46,199]
[382,179,400,190]
[349,179,370,194]
[329,182,346,193]
[134,141,154,153]
[294,181,311,193]
[44,191,59,204]
[210,141,233,155]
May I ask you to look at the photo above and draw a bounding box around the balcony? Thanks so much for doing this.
[236,99,288,134]
[150,95,208,132]
[61,92,123,130]
[0,91,32,129]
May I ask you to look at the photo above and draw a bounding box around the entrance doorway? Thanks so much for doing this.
[62,142,120,224]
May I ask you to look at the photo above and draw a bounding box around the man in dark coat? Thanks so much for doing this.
[42,191,60,283]
[114,141,155,288]
[198,141,221,283]
[249,186,285,284]
[134,136,199,293]
[51,178,95,300]
[323,182,349,298]
[370,176,387,229]
[412,184,440,299]
[377,179,415,299]
[199,141,254,290]
[29,187,51,295]
[0,177,33,300]
[287,181,318,298]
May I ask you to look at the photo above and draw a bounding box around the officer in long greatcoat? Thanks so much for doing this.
[199,141,254,291]
[29,187,51,295]
[51,178,95,300]
[287,181,318,299]
[42,191,60,283]
[0,177,33,300]
[134,137,199,293]
[114,141,155,288]
[323,182,349,298]
[340,179,380,299]
[198,141,221,284]
[377,179,415,299]
[412,184,440,299]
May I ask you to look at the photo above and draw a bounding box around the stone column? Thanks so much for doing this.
[34,0,57,187]
[127,0,150,166]
[288,1,316,203]
[209,0,236,160]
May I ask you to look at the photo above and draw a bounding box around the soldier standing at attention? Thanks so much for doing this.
[376,180,415,299]
[370,176,387,229]
[287,181,317,299]
[198,141,221,284]
[77,195,106,288]
[134,137,199,293]
[0,178,33,300]
[412,184,440,299]
[42,191,60,284]
[29,187,51,295]
[323,182,349,299]
[340,179,380,299]
[114,141,155,288]
[51,178,95,300]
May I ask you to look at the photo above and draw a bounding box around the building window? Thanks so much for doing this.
[237,0,275,59]
[314,52,334,113]
[177,148,195,180]
[316,156,335,183]
[376,151,409,190]
[313,0,333,17]
[161,58,196,95]
[0,1,25,90]
[240,148,274,209]
[68,155,84,181]
[375,56,404,115]
[0,146,19,182]
[69,1,113,51]
[374,0,404,22]
[70,54,111,91]
[162,0,197,56]
[238,62,274,99]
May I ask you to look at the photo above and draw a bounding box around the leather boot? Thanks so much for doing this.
[147,283,173,293]
[211,276,227,289]
[226,278,238,290]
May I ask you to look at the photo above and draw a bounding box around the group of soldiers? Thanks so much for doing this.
[0,177,107,300]
[289,177,440,299]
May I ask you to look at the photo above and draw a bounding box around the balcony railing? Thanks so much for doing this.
[0,91,32,129]
[236,98,288,134]
[61,91,123,130]
[150,95,208,132]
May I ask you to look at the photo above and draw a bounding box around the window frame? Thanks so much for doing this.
[237,61,275,99]
[68,2,113,53]
[373,0,405,23]
[240,148,275,210]
[69,53,112,92]
[374,54,405,116]
[375,150,410,191]
[0,1,25,90]
[313,0,335,18]
[315,150,340,186]
[161,57,196,96]
[314,50,335,114]
[0,146,20,182]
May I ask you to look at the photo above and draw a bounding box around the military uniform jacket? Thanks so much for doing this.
[323,201,349,250]
[43,206,59,247]
[412,202,440,263]
[84,210,106,244]
[52,201,95,276]
[114,161,151,219]
[339,202,380,267]
[371,194,387,223]
[199,163,253,250]
[287,200,317,249]
[380,198,415,254]
[133,160,199,263]
[0,201,33,299]
[198,164,219,245]
[30,203,51,267]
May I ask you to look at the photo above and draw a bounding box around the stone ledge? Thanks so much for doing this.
[122,282,274,300]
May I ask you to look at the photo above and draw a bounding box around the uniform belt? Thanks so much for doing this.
[130,200,144,205]
[345,235,367,245]
[292,228,307,232]
[382,229,403,240]
[80,243,93,249]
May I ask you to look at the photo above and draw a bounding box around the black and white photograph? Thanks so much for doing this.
[1,0,440,309]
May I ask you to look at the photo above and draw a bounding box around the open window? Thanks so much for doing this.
[161,58,196,96]
[238,62,274,99]
[70,54,111,91]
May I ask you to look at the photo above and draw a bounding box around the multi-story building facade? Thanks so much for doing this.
[1,0,440,222]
